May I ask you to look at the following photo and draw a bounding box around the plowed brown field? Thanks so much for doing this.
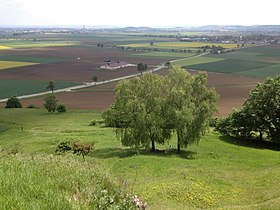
[19,70,262,116]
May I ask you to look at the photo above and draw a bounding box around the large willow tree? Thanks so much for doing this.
[165,67,218,153]
[103,73,172,151]
[103,66,218,153]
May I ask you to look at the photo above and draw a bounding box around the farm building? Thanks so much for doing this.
[100,60,136,70]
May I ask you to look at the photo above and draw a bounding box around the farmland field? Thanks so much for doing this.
[0,55,64,64]
[1,31,280,209]
[123,41,248,49]
[17,70,262,116]
[175,44,280,78]
[131,51,195,59]
[0,60,37,70]
[0,40,77,49]
[185,59,273,74]
[0,45,11,50]
[0,80,81,99]
[172,56,224,66]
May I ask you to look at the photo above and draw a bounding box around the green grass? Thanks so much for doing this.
[184,59,274,74]
[240,45,280,58]
[233,64,280,78]
[123,41,242,50]
[0,55,64,64]
[173,56,224,67]
[0,154,133,209]
[0,80,81,99]
[131,51,195,59]
[0,109,280,209]
[0,60,37,70]
[0,40,77,49]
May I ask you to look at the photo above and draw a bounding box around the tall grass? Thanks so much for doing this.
[0,153,134,209]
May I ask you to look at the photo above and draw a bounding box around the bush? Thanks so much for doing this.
[89,120,96,126]
[43,94,57,112]
[56,104,67,113]
[72,141,94,161]
[55,141,72,154]
[89,120,105,126]
[55,140,94,160]
[5,96,22,108]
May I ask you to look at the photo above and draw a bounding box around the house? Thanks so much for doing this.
[100,60,136,70]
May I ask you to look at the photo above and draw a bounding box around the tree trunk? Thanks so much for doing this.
[177,131,181,154]
[151,139,155,152]
[260,131,263,141]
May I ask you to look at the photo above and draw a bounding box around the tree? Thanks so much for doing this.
[91,75,98,83]
[150,41,154,46]
[47,81,55,93]
[216,75,280,142]
[103,73,172,152]
[43,94,58,112]
[55,140,94,160]
[137,63,148,75]
[165,61,172,69]
[104,66,218,153]
[165,67,218,153]
[5,96,22,108]
[56,104,67,113]
[72,141,94,161]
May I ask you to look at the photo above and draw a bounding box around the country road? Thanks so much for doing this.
[0,53,208,103]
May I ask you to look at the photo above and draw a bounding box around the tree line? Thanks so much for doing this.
[215,75,280,143]
[103,66,218,153]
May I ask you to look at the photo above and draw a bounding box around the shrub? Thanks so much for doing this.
[5,96,22,108]
[89,120,96,126]
[55,140,94,160]
[56,104,67,113]
[43,94,57,112]
[72,141,94,161]
[55,141,72,154]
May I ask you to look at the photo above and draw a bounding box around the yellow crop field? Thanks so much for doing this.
[124,42,250,49]
[0,61,38,70]
[0,45,11,50]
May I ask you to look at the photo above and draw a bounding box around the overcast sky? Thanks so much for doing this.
[0,0,279,27]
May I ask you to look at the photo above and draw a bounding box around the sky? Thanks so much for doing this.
[0,0,280,27]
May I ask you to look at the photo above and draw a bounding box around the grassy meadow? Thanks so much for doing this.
[0,108,280,209]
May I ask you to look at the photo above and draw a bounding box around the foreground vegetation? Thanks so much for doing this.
[1,108,280,209]
[0,154,134,209]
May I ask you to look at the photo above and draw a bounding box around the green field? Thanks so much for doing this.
[0,80,81,99]
[0,40,77,49]
[174,45,280,78]
[0,60,37,70]
[173,56,224,67]
[131,51,195,59]
[0,55,64,64]
[185,59,274,74]
[0,109,280,209]
[123,41,245,50]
